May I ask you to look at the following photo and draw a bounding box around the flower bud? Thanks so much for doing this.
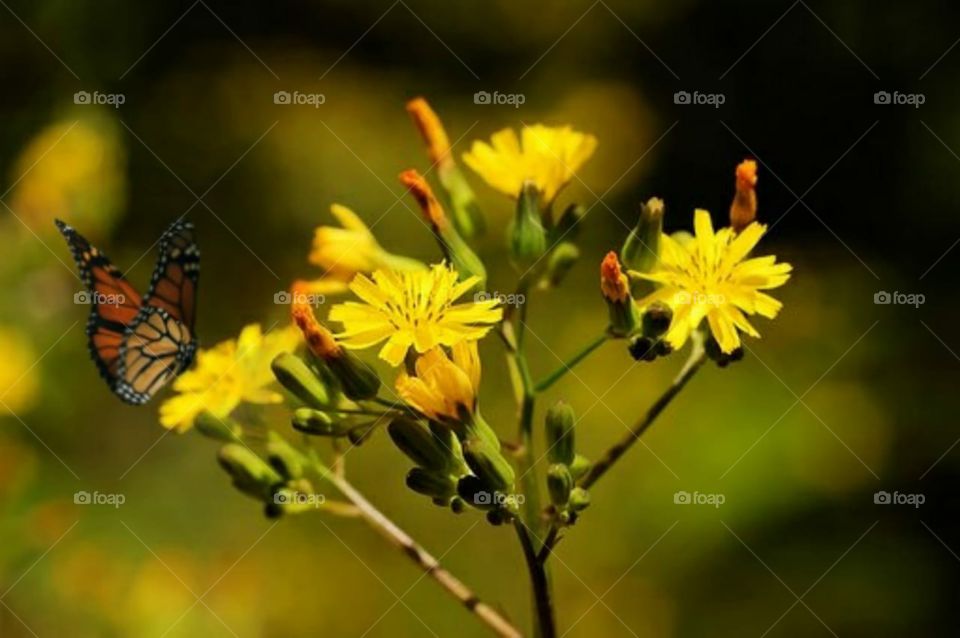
[461,437,515,492]
[568,487,591,512]
[325,351,381,401]
[546,401,576,466]
[547,463,573,508]
[195,412,242,442]
[509,182,547,266]
[406,97,485,237]
[217,444,282,500]
[729,159,757,232]
[622,197,663,297]
[271,352,331,409]
[542,242,580,289]
[600,252,640,337]
[641,301,673,338]
[457,475,495,511]
[406,467,457,499]
[400,169,486,286]
[569,454,591,481]
[388,417,457,471]
[266,440,304,480]
[291,408,345,436]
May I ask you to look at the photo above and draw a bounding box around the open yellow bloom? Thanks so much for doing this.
[302,204,423,295]
[159,324,301,432]
[329,263,502,367]
[462,124,597,204]
[396,342,480,420]
[634,210,792,354]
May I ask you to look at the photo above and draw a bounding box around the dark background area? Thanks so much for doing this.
[2,1,959,636]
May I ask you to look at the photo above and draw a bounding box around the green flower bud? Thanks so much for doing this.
[547,463,573,508]
[406,467,457,499]
[461,438,515,492]
[642,301,673,338]
[621,197,663,281]
[509,182,547,266]
[272,353,331,409]
[389,417,456,471]
[266,440,304,480]
[194,412,242,442]
[546,401,576,466]
[449,496,465,514]
[325,351,381,401]
[543,242,580,289]
[217,444,282,500]
[568,487,591,512]
[569,454,591,481]
[457,475,494,510]
[291,408,346,436]
[439,165,486,238]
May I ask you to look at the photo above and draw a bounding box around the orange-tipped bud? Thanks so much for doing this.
[600,251,629,303]
[406,97,452,170]
[400,169,448,231]
[290,282,341,360]
[730,159,758,232]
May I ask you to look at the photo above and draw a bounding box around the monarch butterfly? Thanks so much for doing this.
[55,218,200,405]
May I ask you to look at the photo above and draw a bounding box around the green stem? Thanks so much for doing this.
[514,521,557,638]
[579,337,708,489]
[533,334,608,393]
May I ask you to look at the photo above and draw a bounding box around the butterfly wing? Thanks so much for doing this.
[115,306,196,405]
[143,219,200,331]
[55,219,145,395]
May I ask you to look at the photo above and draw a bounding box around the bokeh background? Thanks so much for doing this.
[2,0,958,636]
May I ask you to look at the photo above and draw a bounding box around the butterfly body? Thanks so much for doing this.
[55,219,199,405]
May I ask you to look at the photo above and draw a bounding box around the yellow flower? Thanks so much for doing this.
[462,124,597,204]
[634,210,792,354]
[396,342,480,420]
[159,324,301,432]
[0,327,39,415]
[329,263,502,367]
[301,204,423,296]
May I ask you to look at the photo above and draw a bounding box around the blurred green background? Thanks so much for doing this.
[2,0,958,636]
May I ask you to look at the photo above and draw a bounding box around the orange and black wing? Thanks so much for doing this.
[143,219,199,331]
[115,307,196,405]
[55,219,145,397]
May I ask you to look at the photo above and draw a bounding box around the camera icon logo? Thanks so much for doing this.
[474,491,492,505]
[273,291,291,304]
[73,91,91,105]
[274,491,291,505]
[873,490,891,504]
[673,490,691,504]
[274,90,291,105]
[673,91,691,105]
[874,91,891,105]
[74,490,91,504]
[474,91,492,105]
[74,291,92,304]
[873,291,891,305]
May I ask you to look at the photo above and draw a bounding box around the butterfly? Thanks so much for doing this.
[55,218,200,405]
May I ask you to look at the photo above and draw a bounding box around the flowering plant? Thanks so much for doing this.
[160,99,791,637]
